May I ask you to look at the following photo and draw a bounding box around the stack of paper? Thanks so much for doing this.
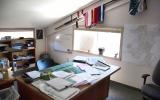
[32,80,80,100]
[69,72,98,86]
[76,73,98,83]
[52,71,74,79]
[69,75,88,86]
[93,65,109,71]
[93,60,110,71]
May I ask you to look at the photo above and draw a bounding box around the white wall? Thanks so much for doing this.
[45,0,160,89]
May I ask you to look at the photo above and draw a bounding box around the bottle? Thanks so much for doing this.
[2,69,9,79]
[13,62,17,71]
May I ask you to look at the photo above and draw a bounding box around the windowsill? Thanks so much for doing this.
[73,50,121,61]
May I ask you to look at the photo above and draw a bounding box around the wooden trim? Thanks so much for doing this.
[0,28,35,39]
[73,50,121,61]
[119,27,124,61]
[76,25,122,33]
[0,28,34,32]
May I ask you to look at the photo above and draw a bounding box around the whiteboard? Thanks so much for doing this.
[122,24,160,67]
[48,26,73,53]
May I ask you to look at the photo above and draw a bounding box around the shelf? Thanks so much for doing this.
[0,51,10,54]
[13,65,36,76]
[0,40,11,42]
[23,48,35,51]
[7,47,35,53]
[0,38,34,42]
[13,56,35,61]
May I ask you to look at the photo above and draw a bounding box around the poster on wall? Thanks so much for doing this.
[36,29,43,39]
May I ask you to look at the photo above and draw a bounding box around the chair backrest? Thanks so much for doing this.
[152,59,160,86]
[36,58,55,71]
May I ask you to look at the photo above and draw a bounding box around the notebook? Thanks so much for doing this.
[45,78,73,91]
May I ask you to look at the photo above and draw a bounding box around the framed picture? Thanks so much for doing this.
[36,29,43,39]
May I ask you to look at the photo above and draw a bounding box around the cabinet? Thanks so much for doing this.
[0,38,36,73]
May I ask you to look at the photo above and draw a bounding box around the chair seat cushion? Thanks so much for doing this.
[142,84,160,100]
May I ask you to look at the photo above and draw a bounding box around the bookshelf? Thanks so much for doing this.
[0,38,36,73]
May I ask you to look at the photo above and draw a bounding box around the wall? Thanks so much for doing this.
[45,0,160,89]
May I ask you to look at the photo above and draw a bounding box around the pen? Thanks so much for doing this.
[97,60,110,67]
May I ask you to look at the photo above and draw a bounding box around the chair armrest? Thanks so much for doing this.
[141,74,150,85]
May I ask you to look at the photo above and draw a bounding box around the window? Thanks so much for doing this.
[73,27,122,59]
[0,30,34,39]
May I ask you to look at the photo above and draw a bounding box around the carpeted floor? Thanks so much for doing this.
[107,81,143,100]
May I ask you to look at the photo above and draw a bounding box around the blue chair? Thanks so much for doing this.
[141,59,160,100]
[36,58,55,71]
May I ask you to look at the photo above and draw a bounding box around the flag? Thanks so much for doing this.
[100,4,105,22]
[88,10,92,27]
[84,12,88,27]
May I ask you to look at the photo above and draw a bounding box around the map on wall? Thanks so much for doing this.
[122,24,160,67]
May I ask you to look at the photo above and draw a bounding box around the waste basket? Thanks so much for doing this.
[0,86,19,100]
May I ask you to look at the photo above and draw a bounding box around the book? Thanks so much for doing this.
[46,78,73,91]
[26,71,41,79]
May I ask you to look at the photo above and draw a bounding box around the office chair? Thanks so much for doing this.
[141,59,160,100]
[36,58,55,71]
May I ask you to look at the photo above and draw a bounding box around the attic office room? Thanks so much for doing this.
[0,0,160,100]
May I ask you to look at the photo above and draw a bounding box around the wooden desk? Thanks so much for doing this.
[16,65,120,100]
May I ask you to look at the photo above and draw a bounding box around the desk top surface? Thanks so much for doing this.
[16,63,120,100]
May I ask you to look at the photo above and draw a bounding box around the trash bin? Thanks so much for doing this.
[0,86,19,100]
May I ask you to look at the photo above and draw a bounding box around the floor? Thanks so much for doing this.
[107,81,143,100]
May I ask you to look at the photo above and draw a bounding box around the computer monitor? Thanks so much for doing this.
[36,58,54,71]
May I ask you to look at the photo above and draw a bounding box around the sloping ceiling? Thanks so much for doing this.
[0,0,95,28]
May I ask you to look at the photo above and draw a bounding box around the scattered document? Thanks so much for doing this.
[69,75,88,86]
[76,63,101,75]
[46,78,73,91]
[73,56,87,62]
[52,71,74,78]
[69,72,98,86]
[95,60,110,67]
[76,72,98,83]
[75,63,89,70]
[84,67,101,75]
[93,65,110,71]
[73,56,105,65]
[86,57,105,65]
[26,70,41,79]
